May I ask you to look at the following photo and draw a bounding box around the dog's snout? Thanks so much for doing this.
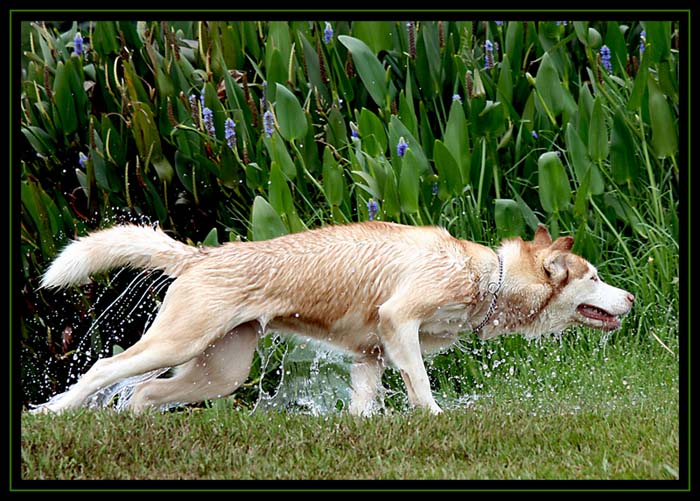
[626,293,635,303]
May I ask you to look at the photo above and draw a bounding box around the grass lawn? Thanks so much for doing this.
[18,328,680,482]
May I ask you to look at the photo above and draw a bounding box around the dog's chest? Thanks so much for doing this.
[420,302,477,336]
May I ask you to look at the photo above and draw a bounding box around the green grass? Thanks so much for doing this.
[20,328,679,481]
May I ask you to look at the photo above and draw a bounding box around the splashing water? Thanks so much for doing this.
[31,267,174,411]
[253,337,352,415]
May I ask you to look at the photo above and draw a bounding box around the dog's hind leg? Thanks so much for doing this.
[34,284,242,414]
[348,356,384,416]
[127,322,259,412]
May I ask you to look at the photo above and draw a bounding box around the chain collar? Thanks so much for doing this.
[473,253,504,333]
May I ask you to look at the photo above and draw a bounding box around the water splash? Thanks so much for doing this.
[253,337,352,415]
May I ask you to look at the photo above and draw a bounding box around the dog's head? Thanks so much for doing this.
[487,225,635,339]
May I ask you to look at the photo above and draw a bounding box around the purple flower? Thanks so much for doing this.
[200,87,206,110]
[73,32,84,56]
[640,30,646,55]
[78,152,88,169]
[202,107,215,137]
[532,131,538,139]
[397,137,408,157]
[263,110,275,138]
[495,21,503,26]
[484,40,494,69]
[367,199,379,221]
[225,118,237,150]
[432,182,438,195]
[452,93,461,102]
[350,123,359,138]
[556,21,568,26]
[600,45,612,74]
[324,22,333,44]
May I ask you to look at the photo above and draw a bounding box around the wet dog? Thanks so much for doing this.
[33,222,634,415]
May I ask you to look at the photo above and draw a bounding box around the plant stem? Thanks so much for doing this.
[477,137,487,210]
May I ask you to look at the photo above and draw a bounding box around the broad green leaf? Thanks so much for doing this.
[512,190,541,230]
[141,175,167,224]
[275,83,307,141]
[574,165,591,218]
[265,22,292,80]
[251,196,288,242]
[443,100,470,183]
[130,101,173,182]
[101,115,126,166]
[323,147,346,207]
[535,52,564,116]
[657,60,678,104]
[325,107,348,149]
[505,21,523,72]
[497,54,513,105]
[565,123,603,195]
[174,150,195,193]
[588,97,609,163]
[92,21,120,54]
[586,27,602,49]
[21,126,54,157]
[398,150,420,215]
[52,61,78,135]
[627,54,650,111]
[398,91,418,140]
[382,167,400,221]
[264,132,296,179]
[245,162,266,192]
[537,151,570,214]
[573,21,589,46]
[338,35,392,108]
[647,74,677,159]
[122,58,150,104]
[474,100,506,136]
[268,162,295,217]
[352,21,394,54]
[643,21,671,64]
[433,140,462,198]
[21,180,56,258]
[609,110,638,184]
[418,100,435,161]
[201,227,220,247]
[604,22,627,75]
[299,31,329,103]
[577,84,594,142]
[265,48,286,102]
[359,107,387,156]
[494,198,525,239]
[388,115,429,175]
[421,22,442,96]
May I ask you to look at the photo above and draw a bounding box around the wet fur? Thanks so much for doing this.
[33,222,634,415]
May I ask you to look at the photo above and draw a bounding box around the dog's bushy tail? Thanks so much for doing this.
[40,225,204,289]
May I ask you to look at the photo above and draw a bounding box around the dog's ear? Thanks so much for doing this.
[543,252,569,284]
[533,224,552,246]
[550,235,574,252]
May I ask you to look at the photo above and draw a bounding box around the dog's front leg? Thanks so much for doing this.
[378,302,442,414]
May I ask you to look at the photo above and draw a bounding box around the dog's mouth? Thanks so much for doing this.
[576,304,620,331]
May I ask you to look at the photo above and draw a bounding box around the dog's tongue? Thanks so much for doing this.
[577,304,611,321]
[577,304,620,329]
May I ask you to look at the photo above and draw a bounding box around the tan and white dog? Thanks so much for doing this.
[33,222,634,415]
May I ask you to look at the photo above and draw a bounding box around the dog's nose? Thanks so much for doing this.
[626,293,635,303]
